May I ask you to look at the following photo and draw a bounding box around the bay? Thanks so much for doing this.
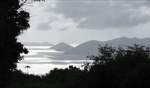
[17,46,87,75]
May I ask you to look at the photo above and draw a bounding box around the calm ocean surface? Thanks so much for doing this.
[17,46,87,75]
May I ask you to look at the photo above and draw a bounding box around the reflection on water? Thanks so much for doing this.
[17,63,82,75]
[17,46,88,75]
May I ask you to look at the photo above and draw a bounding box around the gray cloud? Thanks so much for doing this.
[45,0,150,29]
[36,21,52,30]
[18,0,150,44]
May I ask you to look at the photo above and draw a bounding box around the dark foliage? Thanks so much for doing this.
[0,0,44,88]
[0,0,29,88]
[43,66,87,88]
[11,66,87,88]
[10,44,150,88]
[87,44,150,88]
[11,70,50,88]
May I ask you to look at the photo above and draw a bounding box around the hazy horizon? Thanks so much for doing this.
[20,36,150,45]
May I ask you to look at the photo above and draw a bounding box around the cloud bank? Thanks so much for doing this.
[19,0,150,44]
[42,0,150,30]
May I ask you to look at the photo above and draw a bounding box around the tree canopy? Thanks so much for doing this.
[0,0,43,88]
[9,44,150,88]
[87,44,150,88]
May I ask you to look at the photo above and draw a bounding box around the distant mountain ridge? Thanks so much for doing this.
[50,42,74,51]
[65,40,101,56]
[65,37,150,56]
[23,42,53,46]
[105,37,150,46]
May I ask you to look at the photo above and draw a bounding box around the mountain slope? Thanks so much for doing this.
[65,40,101,56]
[65,37,150,56]
[106,37,150,46]
[50,42,74,51]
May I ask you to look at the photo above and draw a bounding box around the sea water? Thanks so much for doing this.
[17,46,86,75]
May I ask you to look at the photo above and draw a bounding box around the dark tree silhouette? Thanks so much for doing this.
[8,44,150,88]
[87,44,150,88]
[0,0,43,88]
[25,65,31,74]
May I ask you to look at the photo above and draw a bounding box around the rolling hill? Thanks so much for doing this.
[50,42,74,51]
[65,37,150,56]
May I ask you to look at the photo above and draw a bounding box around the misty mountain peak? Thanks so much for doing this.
[50,42,74,51]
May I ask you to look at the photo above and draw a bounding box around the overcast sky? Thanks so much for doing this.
[18,0,150,44]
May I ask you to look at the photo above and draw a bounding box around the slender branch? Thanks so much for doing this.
[20,0,28,7]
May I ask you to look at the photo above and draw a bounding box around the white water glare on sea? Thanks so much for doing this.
[17,46,87,75]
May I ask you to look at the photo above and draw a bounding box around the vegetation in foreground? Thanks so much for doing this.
[0,0,44,88]
[11,44,150,88]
